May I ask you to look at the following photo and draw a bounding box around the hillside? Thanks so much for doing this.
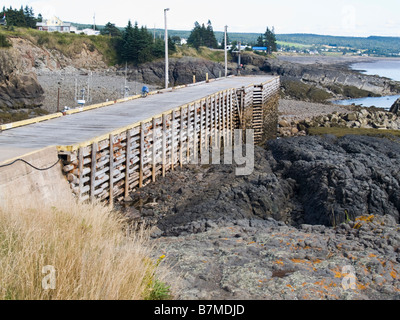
[0,27,118,123]
[69,20,400,57]
[0,27,118,65]
[0,28,234,120]
[145,29,400,57]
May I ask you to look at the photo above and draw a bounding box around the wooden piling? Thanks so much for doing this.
[60,77,282,205]
[90,142,97,203]
[109,134,114,207]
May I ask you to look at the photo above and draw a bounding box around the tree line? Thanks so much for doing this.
[256,27,277,54]
[187,20,218,49]
[103,20,176,65]
[0,5,42,29]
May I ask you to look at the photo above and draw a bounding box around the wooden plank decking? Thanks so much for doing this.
[0,76,276,164]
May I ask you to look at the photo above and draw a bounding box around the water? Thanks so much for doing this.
[332,59,400,110]
[351,60,400,82]
[334,94,400,111]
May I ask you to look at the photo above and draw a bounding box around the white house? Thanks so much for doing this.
[80,28,101,36]
[36,16,71,33]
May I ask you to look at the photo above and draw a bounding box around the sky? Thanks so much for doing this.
[5,0,400,37]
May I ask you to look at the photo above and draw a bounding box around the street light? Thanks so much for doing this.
[164,8,170,89]
[224,25,228,77]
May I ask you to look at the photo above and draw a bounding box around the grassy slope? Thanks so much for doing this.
[308,126,400,138]
[0,27,117,65]
[0,197,171,300]
[171,45,228,63]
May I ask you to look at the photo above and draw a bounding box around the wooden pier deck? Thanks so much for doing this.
[0,76,276,164]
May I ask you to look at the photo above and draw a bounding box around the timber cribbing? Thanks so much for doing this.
[58,76,280,205]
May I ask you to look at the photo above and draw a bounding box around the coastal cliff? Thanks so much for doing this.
[0,46,44,109]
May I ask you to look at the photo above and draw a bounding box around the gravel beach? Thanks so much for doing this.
[37,71,158,113]
[278,99,353,121]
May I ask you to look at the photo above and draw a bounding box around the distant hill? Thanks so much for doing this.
[68,21,400,57]
[276,34,400,56]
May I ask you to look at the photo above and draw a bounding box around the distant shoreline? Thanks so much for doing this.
[276,54,400,68]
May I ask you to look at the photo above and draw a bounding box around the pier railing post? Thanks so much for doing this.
[109,134,114,207]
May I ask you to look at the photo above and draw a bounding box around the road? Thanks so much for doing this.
[0,76,274,164]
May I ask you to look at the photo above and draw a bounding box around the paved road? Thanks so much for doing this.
[0,76,274,163]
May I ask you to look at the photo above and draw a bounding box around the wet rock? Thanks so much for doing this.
[267,135,400,226]
[390,97,400,114]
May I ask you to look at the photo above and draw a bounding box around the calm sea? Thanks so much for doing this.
[333,59,400,110]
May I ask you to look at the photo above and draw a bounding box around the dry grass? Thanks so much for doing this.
[0,196,167,300]
[172,45,227,63]
[0,27,117,65]
[308,126,400,139]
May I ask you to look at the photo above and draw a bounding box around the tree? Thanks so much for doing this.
[168,36,176,53]
[187,21,202,49]
[205,20,218,48]
[187,20,218,50]
[264,26,277,54]
[117,20,172,65]
[220,31,230,50]
[256,34,265,47]
[171,36,181,45]
[100,22,122,37]
[23,5,36,28]
[0,5,41,29]
[119,20,136,63]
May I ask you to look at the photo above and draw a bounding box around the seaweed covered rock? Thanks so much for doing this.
[267,135,400,226]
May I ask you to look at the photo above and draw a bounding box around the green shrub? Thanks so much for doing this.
[0,33,11,48]
[36,33,50,46]
[308,126,400,139]
[325,84,343,95]
[342,85,380,98]
[308,87,333,103]
[281,79,333,103]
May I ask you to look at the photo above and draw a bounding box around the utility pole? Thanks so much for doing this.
[238,41,242,76]
[87,71,92,103]
[164,8,170,89]
[124,62,128,98]
[74,78,77,103]
[57,88,60,112]
[224,25,228,77]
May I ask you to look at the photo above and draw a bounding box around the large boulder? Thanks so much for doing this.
[131,56,225,86]
[390,97,400,114]
[0,47,44,109]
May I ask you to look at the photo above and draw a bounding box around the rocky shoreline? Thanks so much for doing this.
[278,101,400,137]
[123,125,400,300]
[37,71,158,113]
[117,93,400,300]
[153,215,400,300]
